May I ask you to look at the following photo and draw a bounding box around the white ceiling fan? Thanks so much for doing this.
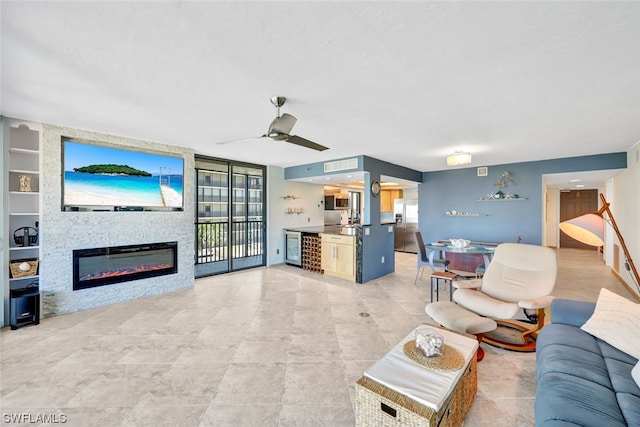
[217,96,329,151]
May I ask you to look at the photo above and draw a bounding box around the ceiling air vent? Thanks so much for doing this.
[324,158,358,173]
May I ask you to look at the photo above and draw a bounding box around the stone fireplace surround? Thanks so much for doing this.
[41,124,195,317]
[72,241,178,291]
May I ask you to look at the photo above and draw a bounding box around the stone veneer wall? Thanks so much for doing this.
[41,124,195,316]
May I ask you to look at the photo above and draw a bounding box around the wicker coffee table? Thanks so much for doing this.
[356,326,478,427]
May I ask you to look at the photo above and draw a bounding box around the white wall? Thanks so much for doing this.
[612,141,640,298]
[41,124,195,316]
[267,166,325,265]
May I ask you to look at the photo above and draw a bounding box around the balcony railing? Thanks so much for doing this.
[196,220,263,264]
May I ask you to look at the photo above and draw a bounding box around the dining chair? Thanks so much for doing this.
[414,231,450,285]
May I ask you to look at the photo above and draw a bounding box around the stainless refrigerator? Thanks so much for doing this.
[394,198,418,253]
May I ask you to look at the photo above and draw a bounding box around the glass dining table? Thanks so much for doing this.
[423,243,497,273]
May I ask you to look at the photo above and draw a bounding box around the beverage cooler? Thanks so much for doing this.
[285,231,302,266]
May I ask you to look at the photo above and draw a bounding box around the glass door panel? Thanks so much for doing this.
[195,161,230,276]
[230,165,264,270]
[195,157,265,277]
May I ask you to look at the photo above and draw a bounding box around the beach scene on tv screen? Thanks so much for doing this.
[63,140,184,208]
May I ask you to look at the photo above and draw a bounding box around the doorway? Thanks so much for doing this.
[194,156,266,277]
[559,189,599,250]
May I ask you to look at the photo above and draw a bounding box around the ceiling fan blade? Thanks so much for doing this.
[216,136,266,145]
[268,113,297,135]
[286,135,329,151]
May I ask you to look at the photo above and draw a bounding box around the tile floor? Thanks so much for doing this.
[0,249,633,426]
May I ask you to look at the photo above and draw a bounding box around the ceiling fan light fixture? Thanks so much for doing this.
[446,151,472,166]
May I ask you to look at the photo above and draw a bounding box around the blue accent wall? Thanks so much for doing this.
[419,153,627,246]
[361,224,396,283]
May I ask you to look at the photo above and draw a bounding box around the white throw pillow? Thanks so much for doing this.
[633,361,640,389]
[580,288,640,360]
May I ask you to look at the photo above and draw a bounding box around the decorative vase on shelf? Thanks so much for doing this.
[19,175,32,192]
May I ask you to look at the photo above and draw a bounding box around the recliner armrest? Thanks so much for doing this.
[518,295,555,309]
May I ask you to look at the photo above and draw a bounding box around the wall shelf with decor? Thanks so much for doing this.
[477,197,527,202]
[477,171,527,202]
[444,212,488,217]
[281,195,299,200]
[3,120,43,296]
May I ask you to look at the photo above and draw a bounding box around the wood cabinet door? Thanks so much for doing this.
[380,190,391,212]
[335,243,355,277]
[321,241,336,272]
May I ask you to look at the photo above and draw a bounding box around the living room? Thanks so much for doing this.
[2,2,639,426]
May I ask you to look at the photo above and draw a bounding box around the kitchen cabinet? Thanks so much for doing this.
[321,234,355,281]
[380,189,403,212]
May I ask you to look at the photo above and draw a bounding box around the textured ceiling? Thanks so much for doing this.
[1,1,639,175]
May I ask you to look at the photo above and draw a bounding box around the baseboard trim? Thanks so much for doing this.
[612,269,640,302]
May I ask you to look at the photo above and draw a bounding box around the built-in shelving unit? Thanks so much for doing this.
[4,120,42,291]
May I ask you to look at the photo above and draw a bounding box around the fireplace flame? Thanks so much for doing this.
[80,263,173,281]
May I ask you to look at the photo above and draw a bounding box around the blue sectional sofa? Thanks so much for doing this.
[535,299,640,426]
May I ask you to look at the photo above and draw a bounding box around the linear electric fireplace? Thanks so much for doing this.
[73,242,178,290]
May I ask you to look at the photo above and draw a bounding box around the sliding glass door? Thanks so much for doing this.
[195,156,266,277]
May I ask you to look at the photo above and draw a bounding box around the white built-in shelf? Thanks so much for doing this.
[10,275,39,283]
[9,148,39,155]
[10,246,40,251]
[5,120,42,296]
[9,169,40,175]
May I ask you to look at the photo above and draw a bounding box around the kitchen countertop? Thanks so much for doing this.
[286,225,361,236]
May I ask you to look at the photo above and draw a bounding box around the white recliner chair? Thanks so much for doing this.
[453,243,558,351]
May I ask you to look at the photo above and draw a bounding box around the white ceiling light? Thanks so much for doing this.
[446,151,472,166]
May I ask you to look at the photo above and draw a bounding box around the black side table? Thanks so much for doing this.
[10,286,40,330]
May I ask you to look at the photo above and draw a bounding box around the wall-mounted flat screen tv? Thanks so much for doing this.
[62,137,184,211]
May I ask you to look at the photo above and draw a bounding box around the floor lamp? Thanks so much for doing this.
[559,193,640,294]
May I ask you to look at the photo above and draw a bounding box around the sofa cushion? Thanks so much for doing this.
[580,288,640,360]
[537,342,612,390]
[535,371,627,427]
[536,323,602,358]
[536,321,640,427]
[617,392,640,426]
[605,357,640,396]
